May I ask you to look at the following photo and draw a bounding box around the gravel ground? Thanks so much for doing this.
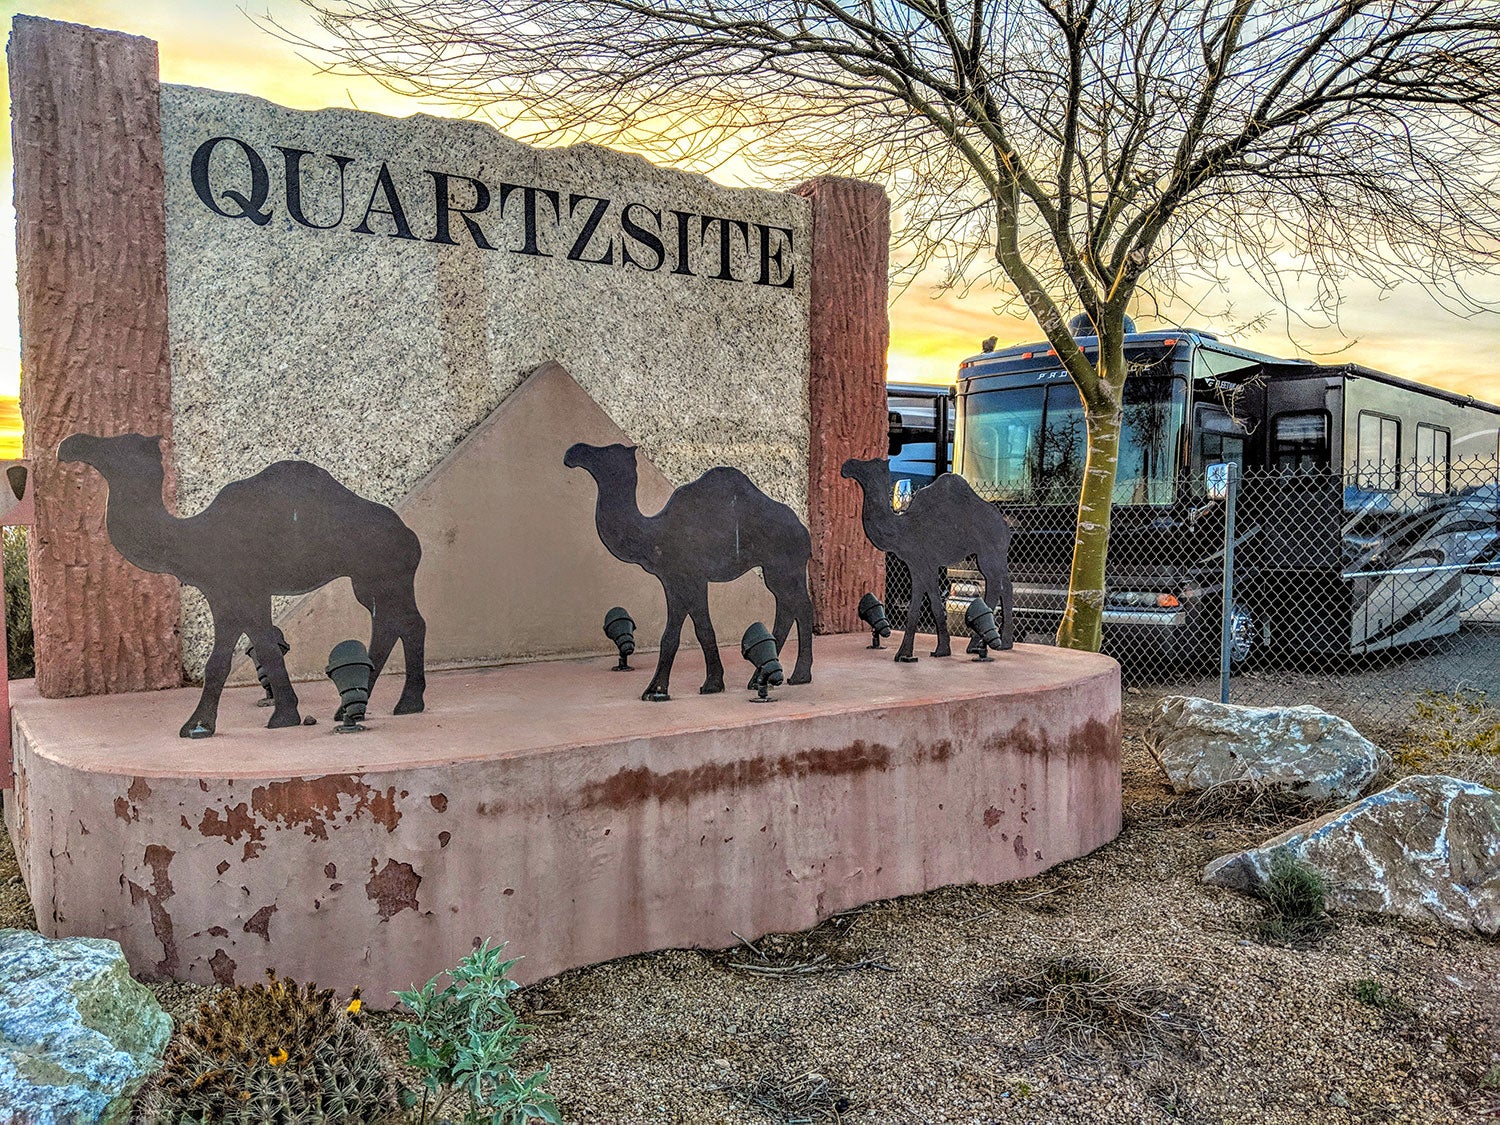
[2,705,1496,1124]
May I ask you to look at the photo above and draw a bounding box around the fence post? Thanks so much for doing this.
[1219,462,1239,705]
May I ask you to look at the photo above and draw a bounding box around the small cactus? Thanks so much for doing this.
[134,972,396,1124]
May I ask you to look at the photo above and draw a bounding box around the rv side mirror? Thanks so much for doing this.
[892,477,915,512]
[888,411,904,456]
[1205,461,1233,501]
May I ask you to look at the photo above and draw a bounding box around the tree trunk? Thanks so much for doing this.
[1056,325,1126,652]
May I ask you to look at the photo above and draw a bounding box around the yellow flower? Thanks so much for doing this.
[267,1047,288,1067]
[347,996,362,1014]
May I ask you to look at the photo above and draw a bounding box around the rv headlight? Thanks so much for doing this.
[1106,591,1181,609]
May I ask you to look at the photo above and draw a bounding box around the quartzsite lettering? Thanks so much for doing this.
[190,136,798,289]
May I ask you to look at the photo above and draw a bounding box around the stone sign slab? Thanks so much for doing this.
[160,85,812,676]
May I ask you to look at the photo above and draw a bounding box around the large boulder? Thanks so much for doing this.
[1203,775,1500,934]
[1152,695,1389,803]
[0,929,172,1124]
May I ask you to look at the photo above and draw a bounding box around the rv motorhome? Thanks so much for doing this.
[925,329,1500,667]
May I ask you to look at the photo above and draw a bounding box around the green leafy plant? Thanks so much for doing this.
[3,526,32,679]
[1352,978,1406,1012]
[392,942,561,1125]
[1255,853,1331,946]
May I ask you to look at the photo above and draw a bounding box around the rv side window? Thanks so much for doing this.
[1356,411,1400,491]
[1272,412,1330,471]
[1415,423,1451,495]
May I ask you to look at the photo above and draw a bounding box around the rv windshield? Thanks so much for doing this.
[960,376,1186,505]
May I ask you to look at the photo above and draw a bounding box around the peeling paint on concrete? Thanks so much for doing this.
[250,776,403,839]
[365,859,420,920]
[198,803,262,845]
[243,904,277,941]
[579,740,903,812]
[125,844,178,978]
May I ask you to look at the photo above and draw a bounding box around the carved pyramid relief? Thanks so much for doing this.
[240,361,775,684]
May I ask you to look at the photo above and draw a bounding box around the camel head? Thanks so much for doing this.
[840,457,890,491]
[564,442,638,484]
[59,433,166,483]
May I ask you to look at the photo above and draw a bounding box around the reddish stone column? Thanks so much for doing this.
[793,176,890,634]
[10,16,181,697]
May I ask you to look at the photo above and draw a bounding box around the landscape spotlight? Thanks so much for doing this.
[857,593,892,649]
[740,621,784,703]
[245,627,291,707]
[603,606,636,671]
[964,598,1005,662]
[325,639,375,733]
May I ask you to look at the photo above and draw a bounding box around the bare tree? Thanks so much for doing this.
[283,0,1500,650]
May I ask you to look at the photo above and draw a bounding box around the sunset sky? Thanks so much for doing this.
[2,0,1497,460]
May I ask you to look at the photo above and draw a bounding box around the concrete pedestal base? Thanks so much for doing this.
[5,636,1120,997]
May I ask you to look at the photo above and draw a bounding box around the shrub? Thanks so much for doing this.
[1255,853,1331,946]
[3,526,32,679]
[393,941,561,1125]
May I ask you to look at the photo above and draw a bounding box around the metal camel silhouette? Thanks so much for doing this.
[841,458,1014,662]
[564,442,814,700]
[59,433,427,737]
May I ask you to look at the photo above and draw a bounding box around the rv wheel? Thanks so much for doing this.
[1228,604,1255,667]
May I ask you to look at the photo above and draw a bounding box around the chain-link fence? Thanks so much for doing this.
[880,460,1500,735]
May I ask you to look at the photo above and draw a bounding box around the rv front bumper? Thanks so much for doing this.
[946,581,1188,630]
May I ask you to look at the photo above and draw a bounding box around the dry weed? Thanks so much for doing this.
[713,911,894,977]
[1166,780,1334,828]
[989,956,1204,1062]
[1396,689,1500,788]
[721,1071,854,1123]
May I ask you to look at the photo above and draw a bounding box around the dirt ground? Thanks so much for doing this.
[2,704,1496,1124]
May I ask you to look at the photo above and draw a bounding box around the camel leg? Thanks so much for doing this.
[687,586,724,695]
[767,567,814,685]
[181,601,243,738]
[644,589,686,702]
[931,576,953,658]
[245,614,300,729]
[894,577,923,664]
[981,551,1016,650]
[393,605,427,714]
[356,577,427,715]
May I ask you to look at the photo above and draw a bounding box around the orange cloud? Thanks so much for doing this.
[0,395,22,459]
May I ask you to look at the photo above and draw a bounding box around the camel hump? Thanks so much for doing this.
[693,466,799,516]
[923,472,985,504]
[913,472,1011,524]
[213,460,407,529]
[215,459,353,501]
